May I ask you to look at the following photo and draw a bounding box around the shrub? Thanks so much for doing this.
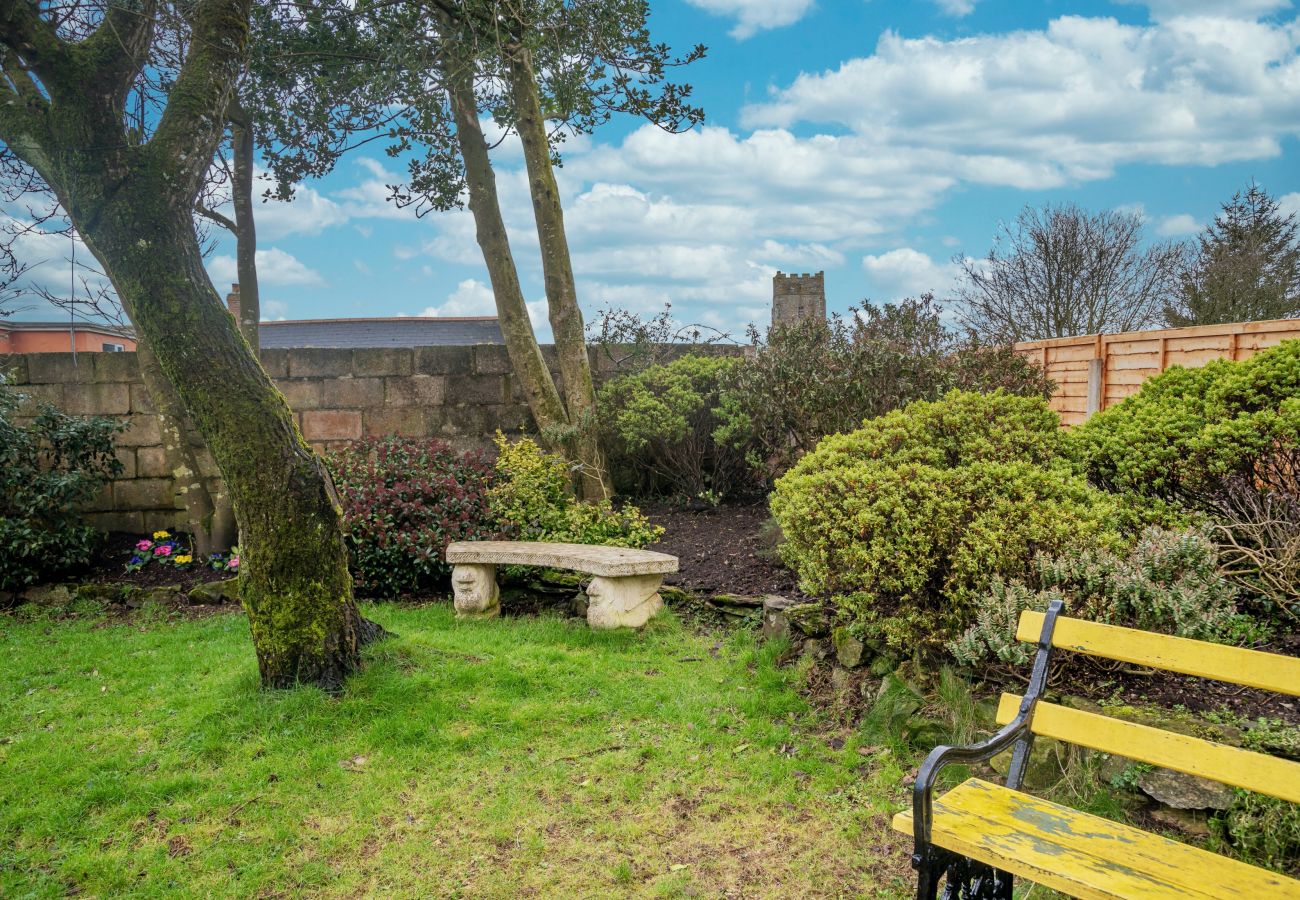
[949,528,1251,667]
[715,295,1053,483]
[0,378,124,592]
[1208,463,1300,621]
[598,354,752,499]
[770,390,1120,654]
[326,437,502,598]
[488,434,662,548]
[1071,339,1300,501]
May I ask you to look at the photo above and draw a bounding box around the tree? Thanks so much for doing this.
[1164,184,1300,327]
[0,0,383,690]
[249,0,703,499]
[953,203,1183,342]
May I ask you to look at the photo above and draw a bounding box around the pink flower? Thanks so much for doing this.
[135,539,153,551]
[154,545,172,557]
[228,556,240,569]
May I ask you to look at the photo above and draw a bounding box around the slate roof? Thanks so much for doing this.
[257,317,505,349]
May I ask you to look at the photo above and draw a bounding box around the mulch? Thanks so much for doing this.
[643,501,811,601]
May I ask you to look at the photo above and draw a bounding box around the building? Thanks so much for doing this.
[772,271,826,326]
[224,284,506,348]
[0,320,136,354]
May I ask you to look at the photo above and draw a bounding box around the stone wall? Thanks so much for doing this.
[1,344,543,534]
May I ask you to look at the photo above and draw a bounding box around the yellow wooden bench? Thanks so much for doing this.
[892,599,1300,899]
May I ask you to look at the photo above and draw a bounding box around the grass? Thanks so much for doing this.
[0,600,914,898]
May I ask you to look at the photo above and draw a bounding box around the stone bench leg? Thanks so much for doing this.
[452,563,499,619]
[586,574,664,629]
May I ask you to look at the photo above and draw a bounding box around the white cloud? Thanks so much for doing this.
[419,278,551,337]
[1279,192,1300,218]
[935,0,976,16]
[861,248,959,300]
[743,15,1300,187]
[261,299,290,321]
[1156,213,1201,236]
[254,182,349,239]
[1135,0,1293,22]
[208,248,325,288]
[683,0,816,39]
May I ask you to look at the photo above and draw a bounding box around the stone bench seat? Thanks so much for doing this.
[445,541,678,629]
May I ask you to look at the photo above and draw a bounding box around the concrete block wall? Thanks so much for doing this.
[1,344,543,534]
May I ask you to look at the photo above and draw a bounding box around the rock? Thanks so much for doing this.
[800,638,831,662]
[76,583,134,605]
[1096,752,1137,787]
[708,593,762,620]
[829,666,854,696]
[710,592,765,609]
[784,602,829,638]
[140,585,182,606]
[991,737,1071,791]
[868,652,901,676]
[1137,768,1236,810]
[660,585,695,605]
[571,591,589,618]
[22,583,76,607]
[858,677,882,700]
[761,595,796,641]
[187,578,240,606]
[832,627,868,668]
[1147,806,1213,838]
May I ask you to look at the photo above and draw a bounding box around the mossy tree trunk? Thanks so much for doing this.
[0,0,381,690]
[443,48,570,439]
[136,340,235,555]
[504,44,609,500]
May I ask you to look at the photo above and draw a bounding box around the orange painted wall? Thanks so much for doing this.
[0,328,136,354]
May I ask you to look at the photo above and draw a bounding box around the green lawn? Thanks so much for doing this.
[0,601,913,898]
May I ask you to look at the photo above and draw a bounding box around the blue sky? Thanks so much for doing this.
[10,0,1300,339]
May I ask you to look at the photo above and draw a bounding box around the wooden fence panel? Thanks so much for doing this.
[1015,318,1300,427]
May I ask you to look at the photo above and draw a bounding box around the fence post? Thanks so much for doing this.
[1085,358,1103,419]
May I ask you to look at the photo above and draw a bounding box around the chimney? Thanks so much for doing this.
[226,283,240,322]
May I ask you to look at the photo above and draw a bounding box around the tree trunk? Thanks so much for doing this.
[504,45,609,500]
[135,340,236,555]
[444,57,569,437]
[230,101,260,352]
[82,186,376,690]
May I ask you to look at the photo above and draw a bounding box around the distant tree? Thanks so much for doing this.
[954,203,1183,342]
[1164,184,1300,327]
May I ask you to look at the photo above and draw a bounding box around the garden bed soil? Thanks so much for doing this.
[644,501,811,601]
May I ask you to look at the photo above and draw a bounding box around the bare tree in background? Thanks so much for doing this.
[953,203,1183,342]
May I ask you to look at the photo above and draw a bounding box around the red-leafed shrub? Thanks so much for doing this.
[326,437,504,598]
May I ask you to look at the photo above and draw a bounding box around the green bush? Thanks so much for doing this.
[598,354,752,499]
[1071,339,1300,500]
[0,378,123,592]
[771,390,1120,654]
[488,434,662,548]
[326,437,502,598]
[949,528,1253,668]
[716,295,1052,482]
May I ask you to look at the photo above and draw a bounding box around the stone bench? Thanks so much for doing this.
[445,541,679,629]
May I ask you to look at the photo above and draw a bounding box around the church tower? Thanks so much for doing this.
[772,271,826,326]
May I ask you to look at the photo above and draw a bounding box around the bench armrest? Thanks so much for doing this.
[909,598,1064,856]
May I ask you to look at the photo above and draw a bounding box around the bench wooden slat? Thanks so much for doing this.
[444,541,678,577]
[1016,612,1300,696]
[891,779,1300,900]
[995,693,1300,804]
